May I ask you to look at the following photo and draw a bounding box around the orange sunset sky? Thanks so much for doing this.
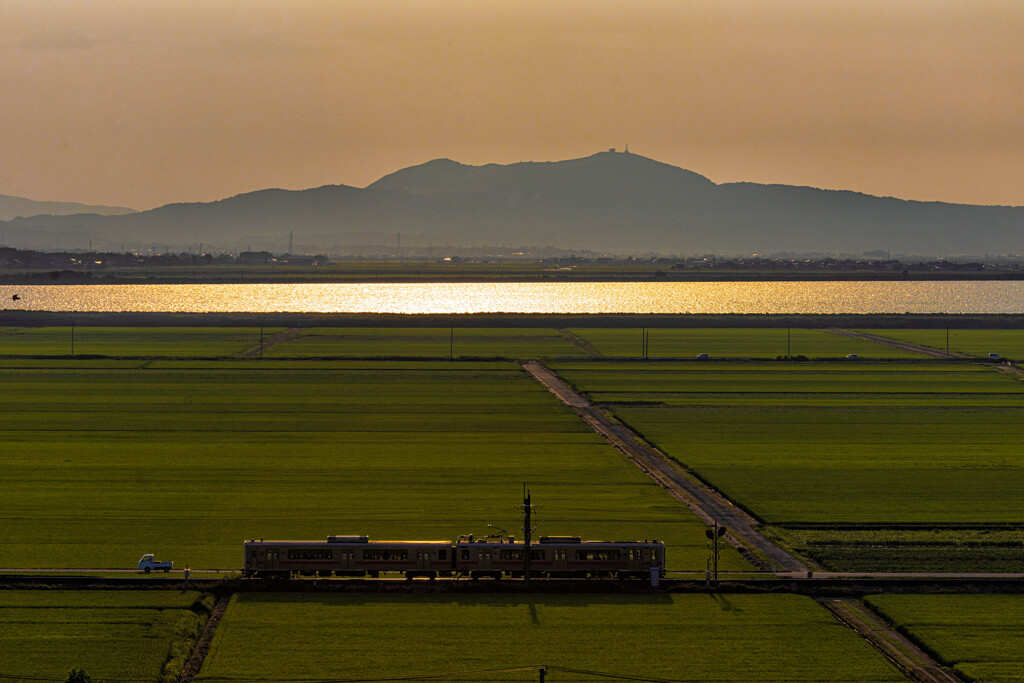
[2,0,1022,210]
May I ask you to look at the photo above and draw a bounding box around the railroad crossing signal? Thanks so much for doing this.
[706,522,728,584]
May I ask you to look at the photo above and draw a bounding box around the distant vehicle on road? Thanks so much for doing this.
[696,353,710,360]
[988,352,1001,360]
[846,353,858,359]
[138,554,172,573]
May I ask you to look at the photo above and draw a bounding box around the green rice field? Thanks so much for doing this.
[0,590,210,683]
[553,361,1024,406]
[551,361,1024,524]
[865,594,1024,683]
[196,593,904,682]
[860,328,1024,360]
[568,328,928,359]
[0,359,744,571]
[549,359,1024,571]
[266,327,586,358]
[0,326,275,357]
[783,527,1024,573]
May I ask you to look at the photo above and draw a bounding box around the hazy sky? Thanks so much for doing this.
[2,0,1023,209]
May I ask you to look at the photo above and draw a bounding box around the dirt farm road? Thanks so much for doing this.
[823,328,967,359]
[522,361,809,573]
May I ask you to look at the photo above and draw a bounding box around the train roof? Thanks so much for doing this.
[245,537,663,546]
[245,538,451,545]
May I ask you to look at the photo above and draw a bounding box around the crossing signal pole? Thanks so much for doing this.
[520,486,536,585]
[706,521,728,584]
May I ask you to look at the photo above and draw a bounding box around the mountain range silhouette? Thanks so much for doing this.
[3,151,1021,256]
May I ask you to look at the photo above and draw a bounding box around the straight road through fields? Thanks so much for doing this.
[824,328,965,358]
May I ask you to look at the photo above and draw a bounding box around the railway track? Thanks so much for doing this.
[2,571,1021,592]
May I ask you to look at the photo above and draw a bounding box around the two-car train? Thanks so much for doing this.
[244,534,665,580]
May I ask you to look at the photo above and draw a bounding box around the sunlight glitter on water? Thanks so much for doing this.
[2,281,1024,314]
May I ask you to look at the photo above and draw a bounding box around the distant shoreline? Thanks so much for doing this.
[4,272,1024,285]
[3,310,1023,329]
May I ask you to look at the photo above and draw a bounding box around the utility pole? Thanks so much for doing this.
[521,486,534,585]
[450,324,454,361]
[259,319,264,360]
[70,316,75,356]
[946,322,950,358]
[787,324,791,358]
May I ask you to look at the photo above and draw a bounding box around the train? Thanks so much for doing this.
[243,533,666,580]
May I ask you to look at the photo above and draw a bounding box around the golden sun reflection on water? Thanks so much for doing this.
[3,281,1024,314]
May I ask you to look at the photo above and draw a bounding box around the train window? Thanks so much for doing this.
[288,549,333,560]
[362,549,409,561]
[461,549,470,560]
[575,549,622,561]
[439,549,447,560]
[530,549,544,560]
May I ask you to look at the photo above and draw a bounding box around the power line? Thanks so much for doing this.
[1,664,708,683]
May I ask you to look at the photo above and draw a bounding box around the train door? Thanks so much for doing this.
[416,549,431,572]
[480,548,492,571]
[265,547,279,571]
[553,548,568,573]
[247,546,260,572]
[625,548,637,571]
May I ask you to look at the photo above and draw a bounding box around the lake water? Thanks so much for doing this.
[2,281,1024,315]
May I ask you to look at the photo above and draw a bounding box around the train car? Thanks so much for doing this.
[244,534,665,580]
[454,536,665,579]
[243,535,453,579]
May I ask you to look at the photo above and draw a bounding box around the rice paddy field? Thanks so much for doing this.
[860,328,1024,360]
[567,327,929,359]
[196,593,904,682]
[548,359,1024,571]
[865,594,1024,683]
[0,590,211,683]
[265,327,586,358]
[0,357,745,571]
[0,326,276,357]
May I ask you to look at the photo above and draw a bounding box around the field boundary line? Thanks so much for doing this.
[237,327,303,358]
[179,594,230,683]
[823,329,966,359]
[522,361,809,573]
[818,598,961,683]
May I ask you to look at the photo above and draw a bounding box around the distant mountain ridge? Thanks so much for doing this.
[0,194,136,222]
[2,151,1022,256]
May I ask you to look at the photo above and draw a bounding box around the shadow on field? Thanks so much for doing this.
[236,591,675,609]
[709,593,744,613]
